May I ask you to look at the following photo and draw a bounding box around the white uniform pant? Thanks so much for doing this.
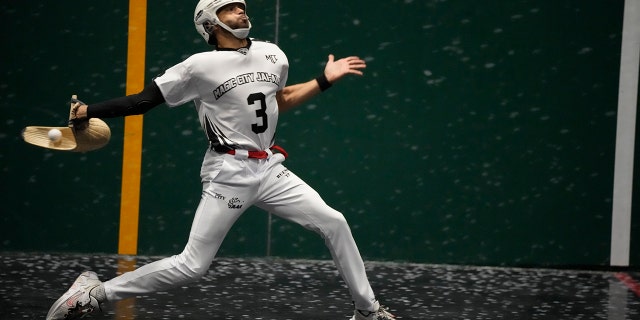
[103,151,377,311]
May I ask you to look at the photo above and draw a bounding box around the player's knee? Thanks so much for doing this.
[322,211,350,236]
[175,257,210,279]
[173,248,212,279]
[186,261,210,278]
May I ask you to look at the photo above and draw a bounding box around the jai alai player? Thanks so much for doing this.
[46,1,395,319]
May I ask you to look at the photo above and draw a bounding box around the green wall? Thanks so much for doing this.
[1,0,635,267]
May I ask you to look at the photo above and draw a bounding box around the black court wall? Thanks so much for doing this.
[1,0,636,267]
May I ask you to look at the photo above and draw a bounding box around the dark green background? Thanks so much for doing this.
[1,0,636,267]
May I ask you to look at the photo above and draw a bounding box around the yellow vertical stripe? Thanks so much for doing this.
[118,0,147,255]
[115,256,138,318]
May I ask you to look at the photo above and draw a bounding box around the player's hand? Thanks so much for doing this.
[323,54,367,83]
[69,98,89,130]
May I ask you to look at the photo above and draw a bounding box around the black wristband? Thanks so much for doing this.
[315,74,332,92]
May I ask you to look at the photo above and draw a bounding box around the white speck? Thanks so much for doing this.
[427,77,446,86]
[578,47,592,55]
[484,62,496,69]
[306,104,317,110]
[424,70,432,76]
[352,19,360,26]
[181,130,193,136]
[378,42,392,50]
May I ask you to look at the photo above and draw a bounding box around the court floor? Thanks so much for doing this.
[0,252,639,319]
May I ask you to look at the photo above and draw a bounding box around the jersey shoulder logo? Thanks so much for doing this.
[265,54,278,64]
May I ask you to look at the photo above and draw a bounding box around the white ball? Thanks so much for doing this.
[48,128,62,142]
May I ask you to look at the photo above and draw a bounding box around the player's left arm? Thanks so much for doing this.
[276,54,366,112]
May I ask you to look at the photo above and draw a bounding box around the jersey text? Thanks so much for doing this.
[213,72,280,100]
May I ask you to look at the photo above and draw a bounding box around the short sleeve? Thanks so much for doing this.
[278,54,289,91]
[153,60,199,107]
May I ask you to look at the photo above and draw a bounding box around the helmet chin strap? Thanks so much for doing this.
[214,18,251,39]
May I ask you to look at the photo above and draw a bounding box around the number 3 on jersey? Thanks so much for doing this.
[248,92,267,134]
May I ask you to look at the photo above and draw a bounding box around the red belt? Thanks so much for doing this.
[226,145,288,159]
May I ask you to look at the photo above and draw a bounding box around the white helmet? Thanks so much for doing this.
[194,0,251,45]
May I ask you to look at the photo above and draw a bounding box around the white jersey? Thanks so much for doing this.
[154,39,289,152]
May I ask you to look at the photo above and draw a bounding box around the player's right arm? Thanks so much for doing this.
[72,55,199,124]
[73,82,166,120]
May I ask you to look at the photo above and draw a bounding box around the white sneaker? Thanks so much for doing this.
[351,302,396,320]
[46,271,105,320]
